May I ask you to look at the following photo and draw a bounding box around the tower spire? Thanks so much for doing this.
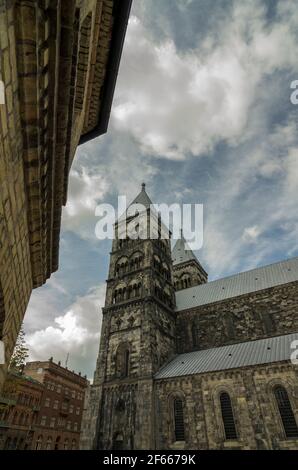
[141,182,146,191]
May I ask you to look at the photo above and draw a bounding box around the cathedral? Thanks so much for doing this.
[81,184,298,450]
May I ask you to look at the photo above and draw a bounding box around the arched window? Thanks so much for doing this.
[36,435,43,450]
[130,252,143,271]
[115,257,129,276]
[173,398,185,441]
[46,436,52,450]
[113,433,124,450]
[274,386,298,438]
[181,274,191,289]
[116,343,130,378]
[113,284,127,303]
[220,392,237,440]
[54,436,61,450]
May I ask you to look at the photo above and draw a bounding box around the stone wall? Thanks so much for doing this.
[176,281,298,353]
[0,0,131,391]
[155,361,298,450]
[173,260,207,291]
[0,1,33,387]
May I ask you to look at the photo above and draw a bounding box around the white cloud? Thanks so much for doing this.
[62,167,109,239]
[200,117,298,277]
[112,1,298,159]
[25,285,106,380]
[242,226,261,243]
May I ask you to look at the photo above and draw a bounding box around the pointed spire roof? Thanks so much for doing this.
[172,232,199,265]
[117,183,154,222]
[129,183,153,210]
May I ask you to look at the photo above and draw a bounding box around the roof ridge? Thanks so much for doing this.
[181,256,298,290]
[175,256,298,310]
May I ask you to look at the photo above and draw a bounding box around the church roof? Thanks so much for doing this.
[172,235,199,266]
[155,332,298,379]
[129,183,153,210]
[175,256,298,311]
[117,183,154,223]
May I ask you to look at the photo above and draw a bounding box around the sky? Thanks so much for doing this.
[23,0,298,380]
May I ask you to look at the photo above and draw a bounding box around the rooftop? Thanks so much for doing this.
[155,332,298,379]
[172,234,199,266]
[175,257,298,311]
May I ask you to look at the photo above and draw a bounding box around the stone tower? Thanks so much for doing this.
[172,234,207,290]
[87,185,176,450]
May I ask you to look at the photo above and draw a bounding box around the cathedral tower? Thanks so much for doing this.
[87,184,176,449]
[172,233,207,290]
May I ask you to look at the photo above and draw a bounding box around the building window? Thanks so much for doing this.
[116,343,130,378]
[53,400,59,410]
[71,439,77,450]
[67,421,71,430]
[74,422,78,431]
[45,397,50,407]
[69,404,74,414]
[63,439,69,450]
[62,401,68,411]
[76,407,80,415]
[58,417,65,427]
[50,417,56,428]
[220,392,238,440]
[274,386,298,438]
[46,437,52,450]
[36,435,43,450]
[40,416,47,427]
[173,398,185,441]
[72,390,76,399]
[57,384,62,394]
[54,436,61,451]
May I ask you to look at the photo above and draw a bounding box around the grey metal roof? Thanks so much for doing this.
[175,257,298,311]
[155,333,298,379]
[172,236,198,265]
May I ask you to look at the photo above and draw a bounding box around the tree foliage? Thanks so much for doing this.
[9,326,29,372]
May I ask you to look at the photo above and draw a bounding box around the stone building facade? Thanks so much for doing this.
[81,185,298,450]
[0,0,132,390]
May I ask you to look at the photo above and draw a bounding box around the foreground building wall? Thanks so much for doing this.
[0,0,132,389]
